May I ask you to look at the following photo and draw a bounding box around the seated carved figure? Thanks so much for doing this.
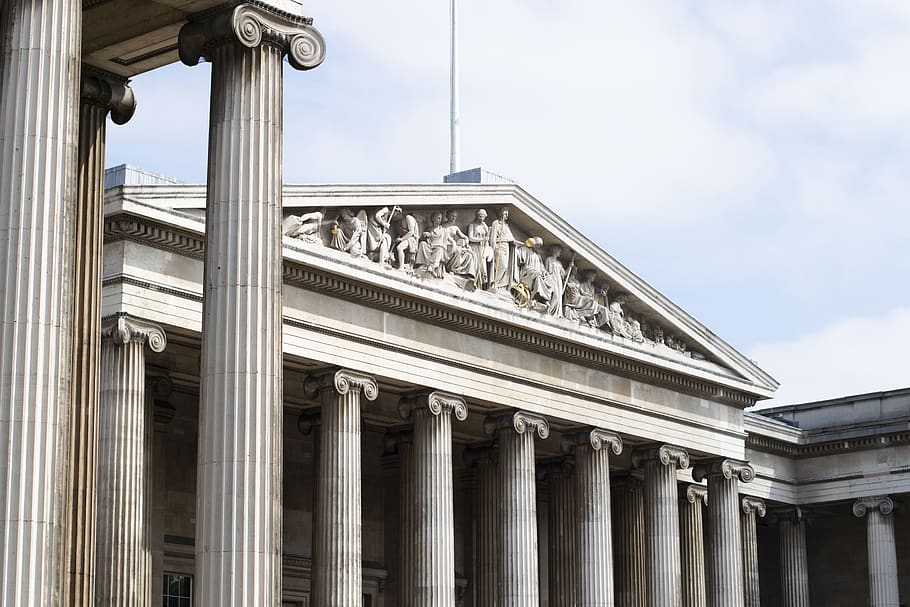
[515,237,562,315]
[330,208,365,257]
[282,210,324,243]
[564,268,609,328]
[415,211,452,278]
[441,209,477,278]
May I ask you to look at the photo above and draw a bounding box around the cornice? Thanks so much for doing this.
[746,428,910,459]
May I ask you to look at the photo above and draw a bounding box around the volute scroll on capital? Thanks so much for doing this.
[304,368,378,401]
[683,484,708,506]
[101,315,167,353]
[178,1,327,71]
[561,428,623,456]
[853,495,895,518]
[81,65,136,125]
[741,496,767,517]
[631,444,690,470]
[692,458,755,484]
[398,391,468,422]
[483,411,549,439]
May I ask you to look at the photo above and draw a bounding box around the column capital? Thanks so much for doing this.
[853,495,895,518]
[100,315,166,352]
[771,505,805,524]
[398,390,468,422]
[537,458,574,481]
[561,427,623,455]
[297,410,320,435]
[81,65,136,125]
[692,458,754,484]
[484,410,549,439]
[741,496,767,517]
[178,1,326,71]
[304,368,378,401]
[463,443,498,467]
[682,484,708,506]
[631,444,689,470]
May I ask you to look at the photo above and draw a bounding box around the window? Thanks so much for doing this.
[162,574,192,607]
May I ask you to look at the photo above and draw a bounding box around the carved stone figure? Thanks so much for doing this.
[607,294,634,339]
[543,244,567,317]
[515,237,562,315]
[467,209,493,288]
[282,210,324,243]
[393,212,419,270]
[564,268,609,328]
[330,208,365,257]
[488,207,517,292]
[441,209,477,278]
[415,211,452,278]
[365,206,397,267]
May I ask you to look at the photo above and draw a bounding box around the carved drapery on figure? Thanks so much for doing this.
[286,202,706,357]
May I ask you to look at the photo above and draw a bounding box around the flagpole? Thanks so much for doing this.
[450,0,461,174]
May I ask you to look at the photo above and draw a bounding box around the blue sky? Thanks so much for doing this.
[106,1,910,406]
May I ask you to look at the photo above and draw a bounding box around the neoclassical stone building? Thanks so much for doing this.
[1,2,907,607]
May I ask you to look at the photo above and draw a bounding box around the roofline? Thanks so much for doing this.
[757,386,910,415]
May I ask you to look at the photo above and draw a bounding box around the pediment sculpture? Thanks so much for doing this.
[282,205,705,361]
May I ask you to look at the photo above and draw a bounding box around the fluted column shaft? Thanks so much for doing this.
[486,412,549,607]
[854,497,899,607]
[693,460,754,607]
[308,370,377,607]
[402,392,468,607]
[634,445,689,606]
[0,1,81,603]
[68,67,136,607]
[180,7,325,605]
[569,429,622,607]
[544,463,576,607]
[679,486,707,607]
[466,448,499,607]
[740,498,766,607]
[612,478,646,607]
[778,512,810,607]
[398,437,416,607]
[95,317,164,607]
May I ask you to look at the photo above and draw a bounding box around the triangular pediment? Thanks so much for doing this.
[270,183,779,400]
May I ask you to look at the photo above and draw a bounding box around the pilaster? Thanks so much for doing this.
[611,475,646,607]
[306,369,378,606]
[484,411,549,607]
[692,459,754,607]
[0,1,82,603]
[179,4,325,605]
[853,496,899,607]
[463,445,499,607]
[399,392,469,607]
[679,485,707,607]
[66,66,136,607]
[95,316,166,607]
[632,444,690,607]
[563,428,623,607]
[777,507,810,607]
[740,497,766,607]
[539,459,576,607]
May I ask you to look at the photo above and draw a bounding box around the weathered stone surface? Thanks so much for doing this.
[853,496,899,607]
[680,485,707,607]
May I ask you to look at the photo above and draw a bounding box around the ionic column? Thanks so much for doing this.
[693,459,754,607]
[540,459,576,607]
[66,66,136,607]
[399,392,469,606]
[306,369,378,606]
[485,411,550,607]
[778,508,810,607]
[563,429,623,607]
[95,316,166,607]
[611,475,646,607]
[383,430,413,607]
[463,445,499,607]
[632,445,690,606]
[178,6,325,605]
[740,497,766,607]
[853,496,899,607]
[679,485,707,607]
[0,1,81,602]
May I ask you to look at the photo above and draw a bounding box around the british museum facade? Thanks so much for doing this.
[1,2,908,606]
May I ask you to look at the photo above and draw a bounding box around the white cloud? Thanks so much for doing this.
[748,307,910,408]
